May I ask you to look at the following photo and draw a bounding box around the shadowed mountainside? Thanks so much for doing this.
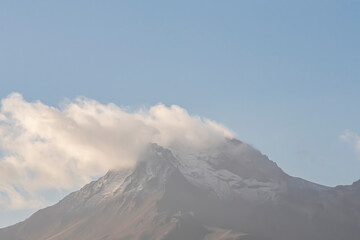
[1,141,359,240]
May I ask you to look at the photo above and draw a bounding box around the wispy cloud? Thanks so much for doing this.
[0,93,234,209]
[340,130,360,158]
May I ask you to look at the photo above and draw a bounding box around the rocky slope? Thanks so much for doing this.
[0,140,359,240]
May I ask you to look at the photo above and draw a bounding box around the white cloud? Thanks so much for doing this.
[0,93,234,209]
[340,130,360,156]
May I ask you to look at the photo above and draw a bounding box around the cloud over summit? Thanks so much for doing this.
[0,93,234,209]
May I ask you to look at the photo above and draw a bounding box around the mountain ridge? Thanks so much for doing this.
[1,140,359,240]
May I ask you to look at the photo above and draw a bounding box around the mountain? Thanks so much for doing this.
[1,140,359,240]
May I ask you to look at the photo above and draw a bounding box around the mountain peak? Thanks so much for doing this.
[2,140,360,240]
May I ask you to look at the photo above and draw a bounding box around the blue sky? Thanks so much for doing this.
[1,0,360,227]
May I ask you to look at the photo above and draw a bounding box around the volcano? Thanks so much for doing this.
[1,140,359,240]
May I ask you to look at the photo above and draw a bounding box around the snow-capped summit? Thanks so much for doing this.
[1,140,359,240]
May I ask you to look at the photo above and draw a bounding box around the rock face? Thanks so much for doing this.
[0,141,359,240]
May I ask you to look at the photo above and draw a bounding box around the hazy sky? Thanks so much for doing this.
[1,1,360,227]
